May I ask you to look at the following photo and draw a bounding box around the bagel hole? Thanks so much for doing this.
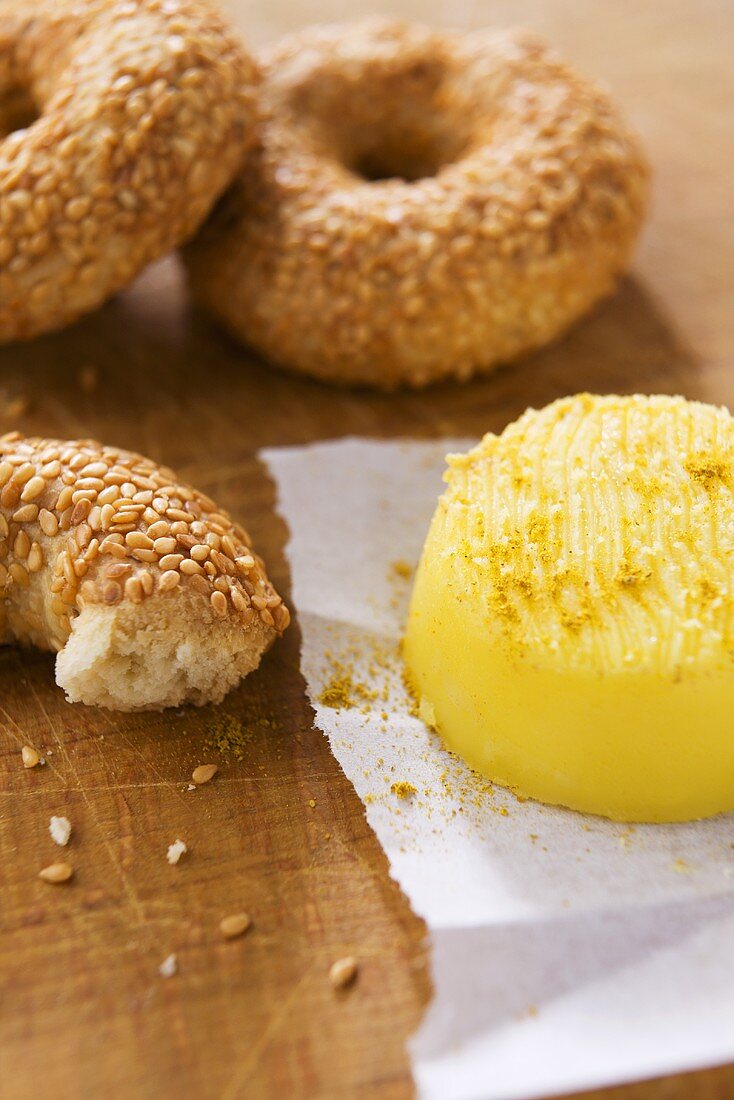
[0,85,38,138]
[346,116,471,183]
[353,138,458,183]
[295,54,471,183]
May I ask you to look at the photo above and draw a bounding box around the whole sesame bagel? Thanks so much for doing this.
[185,20,649,389]
[0,431,289,710]
[0,0,259,342]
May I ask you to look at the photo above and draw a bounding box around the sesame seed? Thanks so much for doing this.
[55,486,74,511]
[159,570,180,592]
[124,576,143,603]
[210,590,227,617]
[125,531,153,550]
[39,508,58,536]
[21,476,45,501]
[153,536,177,555]
[21,745,40,768]
[27,542,44,572]
[180,558,204,576]
[159,553,184,571]
[329,956,358,990]
[106,562,132,580]
[192,764,218,785]
[13,503,39,524]
[219,912,252,939]
[39,861,73,884]
[146,520,170,539]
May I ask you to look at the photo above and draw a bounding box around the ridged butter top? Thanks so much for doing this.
[438,393,734,675]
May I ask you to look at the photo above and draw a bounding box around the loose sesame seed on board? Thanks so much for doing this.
[192,763,218,785]
[329,956,359,990]
[38,861,73,884]
[219,912,252,940]
[21,745,40,768]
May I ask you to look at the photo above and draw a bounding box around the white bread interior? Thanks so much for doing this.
[56,587,273,711]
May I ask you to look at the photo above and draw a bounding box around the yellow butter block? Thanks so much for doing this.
[404,394,734,822]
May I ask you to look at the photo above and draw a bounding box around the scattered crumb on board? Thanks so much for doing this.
[159,954,177,978]
[167,839,187,865]
[49,816,72,847]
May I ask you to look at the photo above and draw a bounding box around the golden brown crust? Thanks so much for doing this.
[185,19,649,389]
[0,0,259,342]
[0,430,289,655]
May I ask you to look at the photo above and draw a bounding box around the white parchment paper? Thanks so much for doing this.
[264,438,734,1100]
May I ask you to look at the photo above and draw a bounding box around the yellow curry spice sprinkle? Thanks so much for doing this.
[391,781,417,800]
[205,713,254,760]
[390,559,413,580]
[318,661,377,710]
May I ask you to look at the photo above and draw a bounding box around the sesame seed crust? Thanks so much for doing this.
[0,430,288,707]
[185,19,649,390]
[0,0,259,342]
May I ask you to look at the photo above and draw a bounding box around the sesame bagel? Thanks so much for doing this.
[0,0,259,342]
[0,431,289,710]
[185,20,649,389]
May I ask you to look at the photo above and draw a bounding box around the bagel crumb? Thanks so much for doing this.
[219,912,252,939]
[21,745,40,768]
[329,956,358,989]
[49,815,72,846]
[166,838,187,865]
[192,764,218,785]
[159,954,177,978]
[39,861,73,884]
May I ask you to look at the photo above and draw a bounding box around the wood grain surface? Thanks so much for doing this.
[0,0,732,1097]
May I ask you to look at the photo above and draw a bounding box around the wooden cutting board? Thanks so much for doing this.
[1,0,732,1096]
